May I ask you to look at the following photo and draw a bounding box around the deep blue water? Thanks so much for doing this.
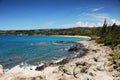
[0,35,90,69]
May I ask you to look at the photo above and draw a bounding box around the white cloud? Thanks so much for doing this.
[72,13,120,27]
[84,13,120,25]
[85,13,109,21]
[73,22,95,27]
[110,19,120,25]
[73,21,103,27]
[92,7,104,12]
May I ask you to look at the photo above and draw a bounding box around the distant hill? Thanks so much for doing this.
[0,27,100,36]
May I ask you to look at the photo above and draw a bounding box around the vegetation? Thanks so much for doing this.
[97,19,120,49]
[97,19,120,61]
[0,27,100,36]
[110,52,120,60]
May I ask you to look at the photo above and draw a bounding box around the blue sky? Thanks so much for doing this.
[0,0,120,30]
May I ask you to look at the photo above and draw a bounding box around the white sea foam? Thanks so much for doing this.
[53,57,66,64]
[38,63,44,67]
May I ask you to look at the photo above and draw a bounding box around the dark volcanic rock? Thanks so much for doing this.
[93,57,98,62]
[56,58,70,65]
[68,46,79,51]
[35,64,46,71]
[113,65,118,69]
[80,67,88,73]
[55,41,74,44]
[68,44,82,51]
[75,62,88,66]
[112,60,117,64]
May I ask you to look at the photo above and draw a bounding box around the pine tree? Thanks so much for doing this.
[102,18,107,32]
[100,18,107,36]
[111,23,116,31]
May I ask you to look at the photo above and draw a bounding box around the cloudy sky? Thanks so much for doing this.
[0,0,120,30]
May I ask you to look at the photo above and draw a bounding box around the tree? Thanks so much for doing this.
[111,23,117,31]
[100,18,107,36]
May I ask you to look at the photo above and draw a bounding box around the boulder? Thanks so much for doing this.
[35,63,46,71]
[55,58,69,65]
[75,62,88,66]
[68,44,82,51]
[68,46,79,51]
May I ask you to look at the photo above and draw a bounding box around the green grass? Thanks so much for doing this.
[110,52,120,60]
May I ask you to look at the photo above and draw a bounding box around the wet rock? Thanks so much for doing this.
[0,65,3,77]
[55,41,74,44]
[35,64,46,71]
[68,46,79,51]
[56,58,69,65]
[68,44,82,51]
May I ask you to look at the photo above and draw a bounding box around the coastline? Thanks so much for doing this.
[0,35,90,70]
[50,35,91,39]
[0,39,117,80]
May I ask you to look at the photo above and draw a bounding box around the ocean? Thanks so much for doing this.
[0,35,90,69]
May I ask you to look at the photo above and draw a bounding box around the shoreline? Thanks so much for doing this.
[0,35,90,70]
[2,40,87,71]
[50,35,91,39]
[0,40,116,80]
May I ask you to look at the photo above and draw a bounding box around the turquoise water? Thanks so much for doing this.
[0,35,89,69]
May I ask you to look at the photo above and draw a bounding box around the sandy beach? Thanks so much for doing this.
[50,35,91,39]
[1,39,119,80]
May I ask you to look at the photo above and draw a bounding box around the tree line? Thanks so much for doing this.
[97,19,120,48]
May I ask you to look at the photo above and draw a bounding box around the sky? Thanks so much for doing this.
[0,0,120,30]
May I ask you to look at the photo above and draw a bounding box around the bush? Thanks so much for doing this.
[110,52,120,59]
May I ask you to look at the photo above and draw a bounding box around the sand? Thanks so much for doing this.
[50,35,91,39]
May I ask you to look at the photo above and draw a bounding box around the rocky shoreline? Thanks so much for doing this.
[0,40,119,80]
